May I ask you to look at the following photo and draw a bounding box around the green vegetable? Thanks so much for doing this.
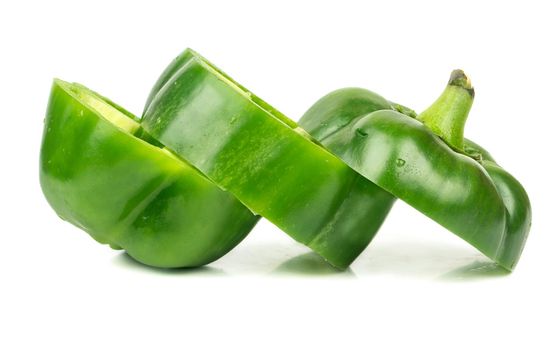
[40,50,531,272]
[40,79,258,268]
[142,49,394,269]
[300,70,531,270]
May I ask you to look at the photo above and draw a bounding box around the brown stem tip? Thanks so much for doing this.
[448,69,475,97]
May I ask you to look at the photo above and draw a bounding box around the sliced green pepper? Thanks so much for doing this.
[142,49,395,269]
[40,79,258,268]
[300,70,531,270]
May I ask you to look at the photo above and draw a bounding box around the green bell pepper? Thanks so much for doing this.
[40,79,258,268]
[142,49,395,269]
[300,70,531,270]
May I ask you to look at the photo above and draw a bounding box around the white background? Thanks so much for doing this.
[1,1,544,349]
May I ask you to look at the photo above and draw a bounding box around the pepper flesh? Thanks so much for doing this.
[463,140,531,268]
[142,49,395,269]
[40,79,258,268]
[300,72,531,270]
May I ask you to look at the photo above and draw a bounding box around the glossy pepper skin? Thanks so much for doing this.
[142,49,395,269]
[300,71,531,270]
[40,80,258,268]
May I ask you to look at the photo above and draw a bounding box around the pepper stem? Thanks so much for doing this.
[417,69,474,151]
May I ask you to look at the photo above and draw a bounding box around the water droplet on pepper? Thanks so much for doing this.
[356,129,368,137]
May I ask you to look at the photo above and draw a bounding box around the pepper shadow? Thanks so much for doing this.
[272,252,355,277]
[439,260,510,281]
[113,252,226,276]
[353,240,511,281]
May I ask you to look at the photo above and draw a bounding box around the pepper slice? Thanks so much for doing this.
[40,79,258,268]
[300,70,531,270]
[142,49,394,269]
